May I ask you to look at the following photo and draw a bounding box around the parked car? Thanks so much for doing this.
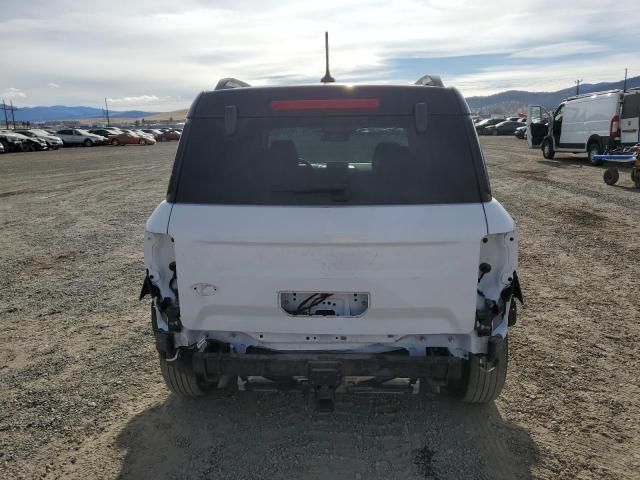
[132,129,156,140]
[142,75,522,409]
[88,128,123,139]
[484,121,525,136]
[56,128,107,147]
[527,89,638,165]
[0,131,26,152]
[514,125,527,139]
[475,118,504,135]
[0,130,48,151]
[156,130,181,141]
[109,132,156,146]
[16,129,64,149]
[141,128,164,140]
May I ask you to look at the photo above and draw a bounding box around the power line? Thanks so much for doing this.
[10,100,16,129]
[104,98,110,126]
[0,100,17,129]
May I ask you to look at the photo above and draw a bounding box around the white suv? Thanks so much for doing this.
[142,76,522,410]
[55,128,106,147]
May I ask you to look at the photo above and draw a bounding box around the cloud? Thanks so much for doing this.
[451,53,634,96]
[0,0,638,107]
[47,82,60,88]
[511,41,608,59]
[1,87,27,99]
[108,95,160,105]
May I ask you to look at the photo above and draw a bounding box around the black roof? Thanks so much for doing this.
[188,84,470,118]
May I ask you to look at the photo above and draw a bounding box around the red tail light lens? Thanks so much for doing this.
[270,98,380,111]
[610,115,620,138]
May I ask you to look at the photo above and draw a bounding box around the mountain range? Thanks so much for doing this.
[466,75,640,115]
[7,75,640,121]
[10,106,154,122]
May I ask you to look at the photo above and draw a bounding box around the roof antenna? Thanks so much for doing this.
[320,31,335,83]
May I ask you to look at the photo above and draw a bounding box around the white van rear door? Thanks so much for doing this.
[621,92,640,145]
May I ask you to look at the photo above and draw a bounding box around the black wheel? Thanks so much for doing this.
[492,129,498,136]
[139,138,146,145]
[159,357,215,397]
[83,139,93,147]
[588,141,602,165]
[603,168,619,185]
[450,338,508,403]
[111,139,119,146]
[542,139,555,159]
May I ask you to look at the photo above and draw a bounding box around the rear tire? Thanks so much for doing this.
[111,139,119,146]
[542,139,555,159]
[139,138,146,145]
[588,141,603,165]
[159,357,210,397]
[492,129,498,136]
[83,139,93,147]
[452,338,508,403]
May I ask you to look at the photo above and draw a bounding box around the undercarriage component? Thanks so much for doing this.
[307,361,342,412]
[192,351,460,380]
[487,335,505,368]
[187,347,461,410]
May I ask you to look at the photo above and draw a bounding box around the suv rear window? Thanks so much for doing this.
[170,114,485,205]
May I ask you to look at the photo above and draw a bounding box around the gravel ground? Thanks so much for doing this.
[0,138,638,480]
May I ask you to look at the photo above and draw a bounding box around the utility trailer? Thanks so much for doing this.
[595,144,640,188]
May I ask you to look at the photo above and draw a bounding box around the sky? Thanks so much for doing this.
[1,0,638,112]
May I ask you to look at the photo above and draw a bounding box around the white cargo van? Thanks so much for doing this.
[527,90,624,165]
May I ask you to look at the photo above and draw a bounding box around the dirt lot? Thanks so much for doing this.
[0,138,638,479]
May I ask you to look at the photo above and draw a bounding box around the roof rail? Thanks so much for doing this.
[214,78,251,91]
[565,88,621,101]
[414,74,444,87]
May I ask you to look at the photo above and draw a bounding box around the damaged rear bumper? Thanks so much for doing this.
[189,350,463,382]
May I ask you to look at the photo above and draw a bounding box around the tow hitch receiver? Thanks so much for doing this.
[307,361,342,412]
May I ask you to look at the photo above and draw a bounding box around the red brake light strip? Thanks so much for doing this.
[270,98,380,111]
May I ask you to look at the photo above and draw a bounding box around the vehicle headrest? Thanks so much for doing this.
[373,141,400,163]
[373,141,410,171]
[269,140,300,168]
